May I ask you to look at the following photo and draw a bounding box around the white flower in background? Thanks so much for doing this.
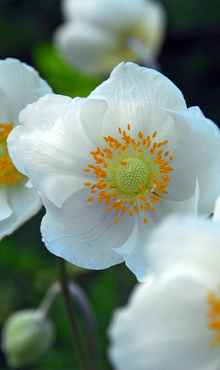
[53,0,166,76]
[108,198,220,370]
[0,58,52,241]
[8,62,220,280]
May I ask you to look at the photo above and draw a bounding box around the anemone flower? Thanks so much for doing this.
[8,62,220,280]
[0,58,52,240]
[108,197,220,370]
[53,0,166,75]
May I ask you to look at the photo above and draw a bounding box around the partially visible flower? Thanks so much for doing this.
[53,0,166,76]
[1,309,55,368]
[8,62,220,280]
[0,58,52,240]
[108,198,220,370]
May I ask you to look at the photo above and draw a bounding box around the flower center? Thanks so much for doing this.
[0,122,24,186]
[207,286,220,348]
[116,158,148,193]
[84,125,174,224]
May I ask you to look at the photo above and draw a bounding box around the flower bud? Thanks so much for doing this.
[1,309,55,368]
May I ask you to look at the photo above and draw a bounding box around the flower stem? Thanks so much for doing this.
[68,282,99,370]
[57,257,90,370]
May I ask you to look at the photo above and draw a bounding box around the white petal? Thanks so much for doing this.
[61,0,146,33]
[53,21,125,76]
[113,215,155,281]
[0,186,12,221]
[40,190,135,270]
[213,196,220,223]
[108,273,220,370]
[0,87,8,123]
[114,181,199,281]
[8,94,107,207]
[79,98,108,147]
[134,1,167,55]
[146,215,220,282]
[0,58,52,125]
[0,178,42,241]
[89,62,187,140]
[164,107,220,215]
[155,179,199,221]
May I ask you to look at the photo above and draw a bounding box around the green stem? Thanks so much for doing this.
[57,257,90,370]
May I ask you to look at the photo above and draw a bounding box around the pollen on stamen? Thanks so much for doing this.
[207,286,220,348]
[120,161,128,165]
[84,126,174,226]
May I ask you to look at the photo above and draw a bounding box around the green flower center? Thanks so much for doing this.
[116,158,148,193]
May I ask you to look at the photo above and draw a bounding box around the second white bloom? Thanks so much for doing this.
[8,62,220,279]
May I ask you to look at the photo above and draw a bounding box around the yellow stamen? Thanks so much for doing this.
[0,122,24,186]
[207,286,220,348]
[84,126,173,225]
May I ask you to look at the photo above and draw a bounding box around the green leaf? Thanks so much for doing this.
[33,43,102,98]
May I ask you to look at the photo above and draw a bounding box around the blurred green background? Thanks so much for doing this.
[0,1,220,369]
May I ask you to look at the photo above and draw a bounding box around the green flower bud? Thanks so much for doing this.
[1,309,55,368]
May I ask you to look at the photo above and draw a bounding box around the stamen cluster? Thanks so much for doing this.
[84,125,174,224]
[0,123,24,185]
[207,286,220,348]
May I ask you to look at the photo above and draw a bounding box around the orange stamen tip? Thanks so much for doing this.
[122,206,127,214]
[133,206,139,214]
[120,161,128,165]
[84,125,174,226]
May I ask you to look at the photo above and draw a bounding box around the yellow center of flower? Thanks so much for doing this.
[84,125,174,224]
[207,286,220,348]
[0,122,24,186]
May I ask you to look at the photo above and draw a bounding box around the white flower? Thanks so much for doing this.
[53,0,166,75]
[8,62,220,280]
[0,58,52,240]
[108,198,220,370]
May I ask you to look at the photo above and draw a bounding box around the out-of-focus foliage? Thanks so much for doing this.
[0,0,220,369]
[33,43,101,98]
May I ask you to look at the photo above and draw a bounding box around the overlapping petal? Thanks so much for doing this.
[53,0,166,76]
[8,94,108,207]
[0,58,51,126]
[0,58,52,240]
[108,208,220,370]
[40,190,131,269]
